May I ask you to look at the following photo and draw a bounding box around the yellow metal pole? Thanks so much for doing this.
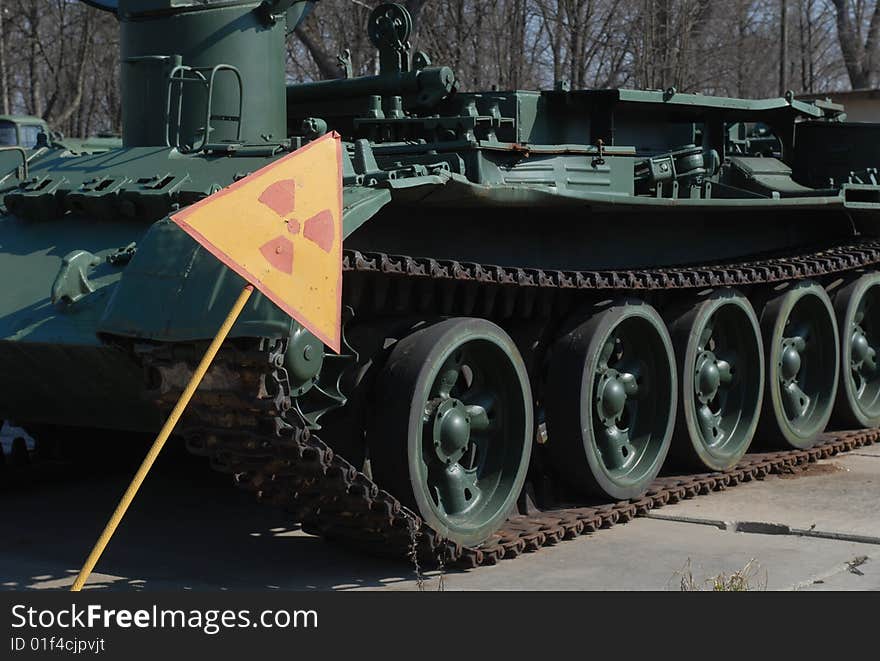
[70,284,255,592]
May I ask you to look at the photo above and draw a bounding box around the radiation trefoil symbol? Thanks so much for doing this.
[256,179,335,275]
[171,132,344,352]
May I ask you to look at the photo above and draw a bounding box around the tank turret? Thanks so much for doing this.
[87,0,316,151]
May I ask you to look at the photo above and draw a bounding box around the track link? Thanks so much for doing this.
[154,237,880,568]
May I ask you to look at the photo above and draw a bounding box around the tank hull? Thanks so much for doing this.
[6,1,880,564]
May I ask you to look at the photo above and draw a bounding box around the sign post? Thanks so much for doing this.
[71,133,344,590]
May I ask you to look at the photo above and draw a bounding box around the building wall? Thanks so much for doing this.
[798,89,880,123]
[838,98,880,123]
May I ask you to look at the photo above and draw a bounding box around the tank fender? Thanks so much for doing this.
[97,185,392,343]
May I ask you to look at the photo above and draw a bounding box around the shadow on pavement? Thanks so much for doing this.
[0,435,435,591]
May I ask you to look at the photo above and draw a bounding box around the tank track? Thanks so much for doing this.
[149,237,880,569]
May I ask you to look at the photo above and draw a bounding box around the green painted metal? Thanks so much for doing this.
[668,290,764,471]
[0,0,879,456]
[370,318,533,547]
[53,135,123,155]
[119,2,280,149]
[758,282,840,449]
[546,301,677,499]
[833,273,880,428]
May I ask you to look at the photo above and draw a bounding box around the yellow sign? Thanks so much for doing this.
[172,133,344,353]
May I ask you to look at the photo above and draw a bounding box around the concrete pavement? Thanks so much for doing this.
[1,438,877,591]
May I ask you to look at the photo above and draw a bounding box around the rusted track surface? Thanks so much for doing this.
[180,382,880,568]
[473,430,880,566]
[343,239,880,292]
[157,238,880,568]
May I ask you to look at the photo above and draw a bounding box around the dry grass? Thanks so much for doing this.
[676,558,767,591]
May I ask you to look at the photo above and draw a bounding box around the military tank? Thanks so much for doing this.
[3,0,880,564]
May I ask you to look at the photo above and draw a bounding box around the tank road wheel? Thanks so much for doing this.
[833,272,880,428]
[371,318,533,547]
[758,282,840,449]
[668,290,764,471]
[546,300,676,500]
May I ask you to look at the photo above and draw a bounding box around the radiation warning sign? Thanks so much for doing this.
[171,133,344,353]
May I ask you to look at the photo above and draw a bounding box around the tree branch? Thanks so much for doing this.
[294,23,343,79]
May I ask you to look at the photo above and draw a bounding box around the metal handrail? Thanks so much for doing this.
[165,65,207,150]
[205,65,244,149]
[165,64,244,153]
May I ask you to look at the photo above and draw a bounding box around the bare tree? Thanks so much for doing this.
[829,0,880,88]
[0,0,8,115]
[0,0,866,140]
